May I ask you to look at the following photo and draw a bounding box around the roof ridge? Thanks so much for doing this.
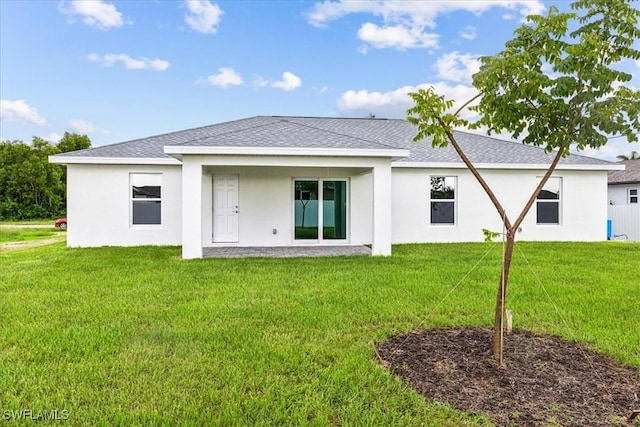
[286,117,404,150]
[171,118,277,146]
[270,115,394,121]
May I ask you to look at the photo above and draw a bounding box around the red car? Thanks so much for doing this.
[54,218,67,229]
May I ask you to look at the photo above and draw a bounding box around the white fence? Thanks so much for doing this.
[608,205,640,241]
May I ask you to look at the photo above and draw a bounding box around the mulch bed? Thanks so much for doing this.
[377,327,640,426]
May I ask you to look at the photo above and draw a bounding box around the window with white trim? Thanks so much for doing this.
[131,173,161,225]
[430,176,456,225]
[629,188,638,204]
[536,177,561,224]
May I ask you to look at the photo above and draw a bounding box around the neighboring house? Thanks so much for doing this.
[607,159,640,241]
[49,116,621,259]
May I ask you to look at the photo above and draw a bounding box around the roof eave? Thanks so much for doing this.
[608,180,640,185]
[163,145,410,159]
[48,155,181,165]
[392,162,622,170]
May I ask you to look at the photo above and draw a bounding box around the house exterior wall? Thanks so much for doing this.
[66,164,182,247]
[350,171,373,245]
[607,183,640,241]
[608,183,639,205]
[608,204,640,241]
[391,168,608,243]
[65,161,609,250]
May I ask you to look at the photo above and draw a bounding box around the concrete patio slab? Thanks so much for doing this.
[203,245,371,258]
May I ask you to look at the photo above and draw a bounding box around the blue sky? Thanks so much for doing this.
[1,0,639,160]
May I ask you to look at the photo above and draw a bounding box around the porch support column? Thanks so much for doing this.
[371,160,392,256]
[182,156,203,259]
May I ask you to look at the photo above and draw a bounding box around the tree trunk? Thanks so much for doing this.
[492,231,515,364]
[439,129,567,365]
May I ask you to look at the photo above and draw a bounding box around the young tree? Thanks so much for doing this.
[407,0,640,363]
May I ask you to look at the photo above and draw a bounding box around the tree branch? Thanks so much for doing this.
[453,93,482,118]
[439,121,513,231]
[511,146,567,232]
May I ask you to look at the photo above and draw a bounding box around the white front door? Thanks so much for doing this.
[213,174,239,243]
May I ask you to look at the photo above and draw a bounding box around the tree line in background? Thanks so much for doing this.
[0,133,91,220]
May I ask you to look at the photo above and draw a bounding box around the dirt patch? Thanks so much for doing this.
[0,234,66,252]
[377,327,640,426]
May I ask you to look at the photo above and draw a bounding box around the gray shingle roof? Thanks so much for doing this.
[178,117,400,150]
[400,130,612,165]
[608,159,640,184]
[52,115,615,167]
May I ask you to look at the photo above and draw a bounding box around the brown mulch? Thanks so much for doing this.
[377,327,640,426]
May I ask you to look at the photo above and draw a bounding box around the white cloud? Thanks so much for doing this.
[307,1,546,27]
[59,0,124,30]
[44,132,62,143]
[357,23,438,50]
[313,85,329,94]
[0,99,47,126]
[271,72,302,91]
[434,52,482,84]
[336,82,479,120]
[68,119,96,133]
[306,1,545,50]
[459,25,477,40]
[88,53,170,71]
[253,76,270,89]
[255,72,302,91]
[201,67,243,87]
[185,0,224,34]
[517,1,546,18]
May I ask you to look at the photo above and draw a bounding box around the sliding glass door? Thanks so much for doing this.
[322,180,346,239]
[294,181,319,240]
[294,179,347,241]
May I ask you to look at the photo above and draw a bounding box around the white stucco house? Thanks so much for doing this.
[607,159,640,240]
[49,116,621,259]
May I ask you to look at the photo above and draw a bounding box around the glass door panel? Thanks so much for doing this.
[323,181,347,239]
[294,181,318,239]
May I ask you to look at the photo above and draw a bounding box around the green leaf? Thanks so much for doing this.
[482,228,501,243]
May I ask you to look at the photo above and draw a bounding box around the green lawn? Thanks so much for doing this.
[0,219,57,226]
[0,227,62,243]
[1,242,638,425]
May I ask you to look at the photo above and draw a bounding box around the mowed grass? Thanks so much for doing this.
[0,227,62,243]
[0,219,56,225]
[1,242,638,425]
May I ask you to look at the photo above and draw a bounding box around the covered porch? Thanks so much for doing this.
[165,149,408,259]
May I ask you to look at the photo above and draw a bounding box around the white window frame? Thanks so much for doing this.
[628,188,638,204]
[130,173,162,227]
[429,176,457,226]
[536,176,562,225]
